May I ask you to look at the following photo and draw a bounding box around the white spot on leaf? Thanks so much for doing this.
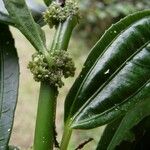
[104,69,110,74]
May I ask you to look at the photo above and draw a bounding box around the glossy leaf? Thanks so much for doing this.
[72,45,150,129]
[2,0,46,52]
[107,97,150,150]
[64,10,150,129]
[96,118,122,150]
[97,117,150,150]
[97,90,150,150]
[0,24,19,150]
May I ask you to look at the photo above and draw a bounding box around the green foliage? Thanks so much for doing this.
[0,0,14,25]
[0,24,19,150]
[0,0,150,149]
[26,0,47,26]
[107,97,150,150]
[96,118,123,150]
[2,0,46,52]
[43,0,79,28]
[28,50,76,88]
[43,0,52,6]
[0,12,13,25]
[96,96,150,150]
[80,0,150,20]
[0,0,46,26]
[64,10,150,129]
[77,0,150,45]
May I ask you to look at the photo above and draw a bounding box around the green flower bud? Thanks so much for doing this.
[43,0,80,28]
[28,50,76,88]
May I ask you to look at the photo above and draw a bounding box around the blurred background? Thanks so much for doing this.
[2,0,148,149]
[76,0,150,47]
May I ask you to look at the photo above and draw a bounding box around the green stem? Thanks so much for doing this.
[50,24,62,50]
[33,82,58,150]
[51,16,78,51]
[60,125,73,150]
[34,15,77,150]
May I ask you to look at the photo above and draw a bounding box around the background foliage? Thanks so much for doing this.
[76,0,150,46]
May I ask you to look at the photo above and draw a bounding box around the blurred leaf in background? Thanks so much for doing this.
[76,0,150,46]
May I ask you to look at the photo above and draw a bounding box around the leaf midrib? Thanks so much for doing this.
[73,79,150,127]
[71,40,150,122]
[71,41,150,124]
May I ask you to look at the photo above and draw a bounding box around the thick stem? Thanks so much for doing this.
[49,17,77,149]
[60,125,72,150]
[33,82,58,150]
[51,16,78,51]
[33,14,78,150]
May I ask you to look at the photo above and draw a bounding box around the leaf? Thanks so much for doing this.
[26,0,47,26]
[64,10,150,122]
[64,10,150,128]
[0,0,46,26]
[96,118,123,150]
[97,93,150,150]
[132,117,150,150]
[43,0,52,6]
[0,24,19,150]
[97,117,150,150]
[0,0,13,25]
[0,12,13,25]
[72,45,150,129]
[113,117,150,150]
[107,98,150,150]
[2,0,46,52]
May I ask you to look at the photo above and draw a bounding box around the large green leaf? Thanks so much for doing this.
[107,97,150,150]
[64,10,150,128]
[72,45,150,129]
[96,81,150,149]
[96,118,122,150]
[97,116,150,150]
[2,0,46,52]
[0,24,19,150]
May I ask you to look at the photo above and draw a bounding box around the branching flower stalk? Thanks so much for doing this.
[29,0,80,149]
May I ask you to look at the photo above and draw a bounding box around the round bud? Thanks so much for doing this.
[43,0,80,28]
[28,50,76,88]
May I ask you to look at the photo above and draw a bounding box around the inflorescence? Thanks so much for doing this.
[43,0,79,28]
[28,50,76,88]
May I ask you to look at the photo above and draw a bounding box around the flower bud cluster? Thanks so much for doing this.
[28,50,76,88]
[43,0,79,28]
